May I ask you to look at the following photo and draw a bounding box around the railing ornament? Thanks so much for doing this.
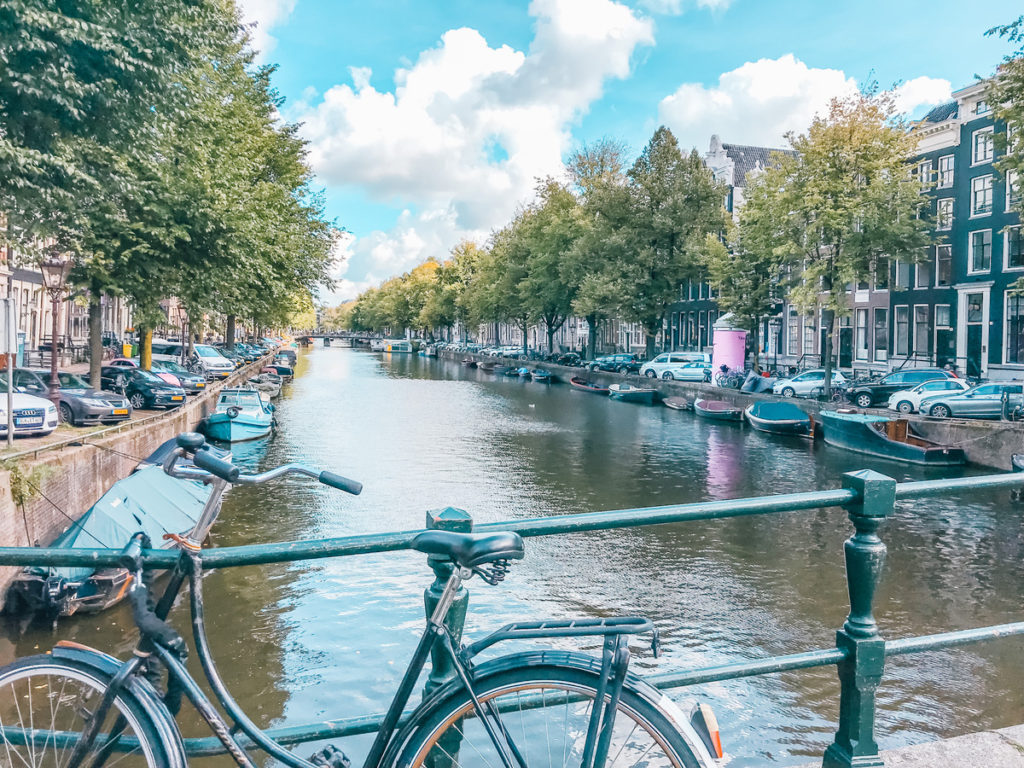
[422,507,472,693]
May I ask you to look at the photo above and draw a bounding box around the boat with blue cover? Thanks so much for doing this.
[819,410,966,466]
[5,438,229,616]
[201,388,275,442]
[745,401,812,436]
[530,369,552,382]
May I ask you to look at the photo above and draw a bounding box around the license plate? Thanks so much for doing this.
[197,382,205,388]
[171,396,183,401]
[15,417,42,426]
[112,408,128,415]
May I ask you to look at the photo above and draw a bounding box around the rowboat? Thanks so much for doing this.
[516,367,532,377]
[569,377,609,394]
[201,388,275,442]
[478,361,496,372]
[502,367,520,376]
[530,369,552,382]
[662,397,692,411]
[693,399,744,421]
[461,358,478,368]
[819,411,966,466]
[744,401,812,436]
[608,384,657,404]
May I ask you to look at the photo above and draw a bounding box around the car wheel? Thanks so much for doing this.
[855,393,873,408]
[662,371,675,380]
[929,404,950,418]
[588,364,597,372]
[129,393,146,410]
[58,403,75,426]
[617,366,629,374]
[644,370,656,378]
[781,386,795,398]
[896,400,914,414]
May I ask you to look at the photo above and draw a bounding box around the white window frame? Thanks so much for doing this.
[1008,170,1021,212]
[915,251,932,289]
[855,308,868,361]
[1005,292,1024,366]
[916,159,932,186]
[971,175,993,217]
[935,244,952,286]
[894,305,910,357]
[968,229,993,275]
[975,99,991,116]
[1006,225,1024,272]
[972,127,994,166]
[937,198,954,230]
[937,154,955,188]
[913,304,931,360]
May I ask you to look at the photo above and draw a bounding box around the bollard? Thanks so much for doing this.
[423,507,472,694]
[822,469,895,768]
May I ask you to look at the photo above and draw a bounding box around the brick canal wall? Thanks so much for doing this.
[0,357,270,610]
[442,349,1024,470]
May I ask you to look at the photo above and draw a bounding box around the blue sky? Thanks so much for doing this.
[237,0,1021,303]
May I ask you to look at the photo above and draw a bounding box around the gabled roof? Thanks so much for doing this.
[920,101,958,124]
[721,143,794,186]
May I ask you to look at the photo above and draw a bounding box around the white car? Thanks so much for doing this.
[152,342,235,379]
[772,368,848,397]
[640,352,711,378]
[887,379,972,414]
[0,391,59,437]
[659,361,712,381]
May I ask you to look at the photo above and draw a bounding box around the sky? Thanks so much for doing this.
[235,0,1022,305]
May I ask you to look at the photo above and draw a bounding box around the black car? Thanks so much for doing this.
[100,366,187,410]
[587,353,643,374]
[13,368,132,427]
[845,368,958,408]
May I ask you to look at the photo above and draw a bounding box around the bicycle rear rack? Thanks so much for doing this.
[462,616,657,658]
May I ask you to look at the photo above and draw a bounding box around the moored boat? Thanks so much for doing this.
[693,399,744,421]
[516,367,532,377]
[502,366,520,376]
[530,369,552,382]
[818,411,966,466]
[569,376,609,394]
[662,396,692,411]
[478,361,496,372]
[384,339,414,353]
[461,358,478,368]
[608,383,657,403]
[745,401,812,435]
[201,388,275,442]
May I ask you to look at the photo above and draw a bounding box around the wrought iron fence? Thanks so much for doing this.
[1,469,1024,766]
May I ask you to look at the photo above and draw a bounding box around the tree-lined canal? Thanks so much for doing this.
[3,345,1024,766]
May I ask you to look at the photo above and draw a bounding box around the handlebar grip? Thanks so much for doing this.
[193,448,240,482]
[319,470,362,495]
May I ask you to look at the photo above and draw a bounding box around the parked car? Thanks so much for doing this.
[845,368,958,408]
[588,354,643,374]
[886,379,972,414]
[107,357,181,387]
[659,361,711,381]
[772,368,848,397]
[151,341,234,378]
[100,366,187,410]
[922,383,1024,419]
[150,359,208,394]
[0,379,59,436]
[12,369,132,426]
[640,352,711,378]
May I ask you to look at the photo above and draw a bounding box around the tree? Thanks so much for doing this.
[988,16,1024,220]
[743,91,932,396]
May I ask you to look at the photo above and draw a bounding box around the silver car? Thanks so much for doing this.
[922,383,1024,419]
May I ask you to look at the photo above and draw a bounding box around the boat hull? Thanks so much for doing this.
[569,377,609,394]
[819,411,966,466]
[203,412,273,442]
[662,397,691,411]
[693,400,744,421]
[744,403,811,435]
[608,385,656,403]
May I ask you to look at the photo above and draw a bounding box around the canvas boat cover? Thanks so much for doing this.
[32,465,211,582]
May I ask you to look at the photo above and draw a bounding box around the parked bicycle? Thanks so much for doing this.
[712,365,743,389]
[0,433,722,768]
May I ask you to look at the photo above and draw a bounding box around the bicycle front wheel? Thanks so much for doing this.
[393,659,712,768]
[0,654,181,768]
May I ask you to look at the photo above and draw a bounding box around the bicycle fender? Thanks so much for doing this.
[381,650,720,768]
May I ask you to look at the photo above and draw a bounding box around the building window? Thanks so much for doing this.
[971,176,993,216]
[975,99,991,116]
[803,315,816,356]
[937,155,955,188]
[874,259,889,290]
[895,306,909,356]
[873,308,888,362]
[1008,226,1024,270]
[970,230,992,273]
[1007,294,1024,364]
[937,198,953,230]
[698,310,707,348]
[787,309,799,356]
[972,127,994,165]
[914,305,931,358]
[855,308,868,361]
[936,304,951,328]
[936,245,952,286]
[1008,170,1021,211]
[916,253,933,288]
[894,260,912,289]
[916,159,932,186]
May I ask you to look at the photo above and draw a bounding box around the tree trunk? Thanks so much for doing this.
[226,314,236,349]
[645,331,656,359]
[140,327,153,370]
[587,314,598,360]
[493,322,500,346]
[521,321,528,357]
[547,325,555,354]
[822,309,835,398]
[88,295,103,390]
[749,324,760,373]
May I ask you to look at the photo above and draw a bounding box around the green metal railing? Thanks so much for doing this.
[2,468,1024,766]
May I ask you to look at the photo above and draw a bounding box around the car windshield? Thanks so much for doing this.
[195,345,222,358]
[57,373,89,388]
[154,360,188,374]
[136,370,165,384]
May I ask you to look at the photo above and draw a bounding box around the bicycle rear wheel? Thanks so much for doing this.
[391,658,713,768]
[0,654,181,768]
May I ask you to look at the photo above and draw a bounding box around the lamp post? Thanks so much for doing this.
[39,253,72,408]
[174,305,188,365]
[768,316,782,373]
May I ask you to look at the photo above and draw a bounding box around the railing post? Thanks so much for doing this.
[822,469,895,768]
[423,507,472,694]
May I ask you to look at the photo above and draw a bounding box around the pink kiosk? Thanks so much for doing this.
[711,313,747,373]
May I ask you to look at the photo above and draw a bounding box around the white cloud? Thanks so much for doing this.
[298,0,653,293]
[659,55,953,153]
[236,0,296,58]
[638,0,731,13]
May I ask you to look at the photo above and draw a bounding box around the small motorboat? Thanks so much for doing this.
[201,388,275,442]
[608,384,657,404]
[819,411,966,466]
[530,369,552,382]
[248,371,283,398]
[461,358,478,368]
[745,401,812,436]
[516,367,532,377]
[276,349,297,366]
[478,361,496,372]
[502,366,520,376]
[662,396,692,411]
[5,438,229,617]
[569,376,609,394]
[693,399,744,421]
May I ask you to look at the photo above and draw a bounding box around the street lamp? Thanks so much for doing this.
[174,304,188,365]
[39,252,72,408]
[768,316,782,373]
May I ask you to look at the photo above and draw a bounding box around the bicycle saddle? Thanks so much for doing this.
[411,531,525,568]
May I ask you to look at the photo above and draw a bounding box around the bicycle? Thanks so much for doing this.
[0,433,722,768]
[712,366,743,389]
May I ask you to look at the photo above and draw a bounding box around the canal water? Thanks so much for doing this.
[3,344,1024,767]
